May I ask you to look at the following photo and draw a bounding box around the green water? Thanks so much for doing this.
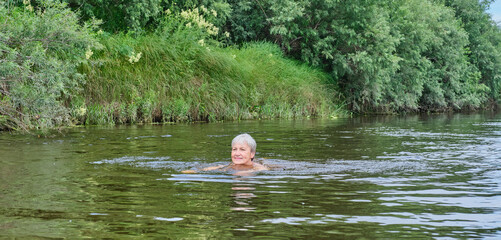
[1,113,500,239]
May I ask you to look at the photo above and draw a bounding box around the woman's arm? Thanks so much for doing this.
[181,165,226,174]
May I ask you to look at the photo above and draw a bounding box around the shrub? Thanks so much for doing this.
[0,0,101,131]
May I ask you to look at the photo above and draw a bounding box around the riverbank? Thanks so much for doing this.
[2,1,500,132]
[78,33,345,125]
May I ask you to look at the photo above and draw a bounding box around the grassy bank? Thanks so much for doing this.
[78,33,345,125]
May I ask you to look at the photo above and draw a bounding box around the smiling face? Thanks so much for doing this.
[231,142,255,166]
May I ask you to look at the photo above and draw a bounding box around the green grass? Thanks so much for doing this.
[79,32,345,125]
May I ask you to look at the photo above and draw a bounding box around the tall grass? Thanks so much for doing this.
[79,31,345,125]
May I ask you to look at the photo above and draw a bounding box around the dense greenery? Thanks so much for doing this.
[223,0,500,112]
[59,0,501,112]
[0,0,101,130]
[81,34,340,124]
[1,0,501,131]
[0,0,340,131]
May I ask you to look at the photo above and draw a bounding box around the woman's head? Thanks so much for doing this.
[231,133,256,165]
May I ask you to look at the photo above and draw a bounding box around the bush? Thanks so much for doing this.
[0,0,101,131]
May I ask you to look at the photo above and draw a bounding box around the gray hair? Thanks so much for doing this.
[231,133,257,153]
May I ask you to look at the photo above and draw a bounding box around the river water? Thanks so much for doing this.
[1,113,500,239]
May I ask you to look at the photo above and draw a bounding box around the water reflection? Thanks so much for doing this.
[231,181,257,212]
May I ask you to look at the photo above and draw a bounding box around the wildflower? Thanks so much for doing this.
[232,54,236,59]
[207,26,219,36]
[225,31,230,38]
[128,51,142,64]
[180,8,219,36]
[198,39,205,46]
[85,48,93,59]
[23,0,33,11]
[165,9,171,15]
[206,47,211,52]
[77,107,87,116]
[211,9,218,17]
[180,11,189,19]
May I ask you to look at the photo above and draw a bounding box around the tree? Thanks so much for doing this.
[444,0,501,102]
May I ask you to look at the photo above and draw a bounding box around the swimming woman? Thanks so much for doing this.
[181,133,268,174]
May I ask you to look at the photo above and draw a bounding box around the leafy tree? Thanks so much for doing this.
[64,0,231,34]
[229,0,493,112]
[444,0,501,102]
[386,0,489,112]
[224,0,270,44]
[239,0,400,112]
[64,0,164,33]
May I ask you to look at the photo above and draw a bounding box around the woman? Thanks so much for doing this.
[182,133,268,174]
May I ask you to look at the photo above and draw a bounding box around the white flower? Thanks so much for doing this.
[128,51,142,64]
[77,107,87,116]
[85,48,93,60]
[180,11,189,19]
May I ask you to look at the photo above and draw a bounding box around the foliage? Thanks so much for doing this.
[231,0,401,112]
[444,0,501,102]
[64,0,232,34]
[3,0,501,131]
[386,0,489,112]
[223,0,270,44]
[81,28,342,124]
[57,0,501,112]
[225,0,497,112]
[64,0,164,34]
[0,0,101,131]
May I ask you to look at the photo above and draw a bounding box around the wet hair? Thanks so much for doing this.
[231,133,257,154]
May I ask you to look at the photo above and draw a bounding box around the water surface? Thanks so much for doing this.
[1,113,500,238]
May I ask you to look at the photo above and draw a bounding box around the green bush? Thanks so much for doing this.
[0,0,101,131]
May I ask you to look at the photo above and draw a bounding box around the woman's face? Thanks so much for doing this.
[231,142,255,166]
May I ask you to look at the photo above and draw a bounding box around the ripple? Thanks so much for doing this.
[153,217,184,222]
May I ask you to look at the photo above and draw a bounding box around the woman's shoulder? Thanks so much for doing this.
[252,162,269,171]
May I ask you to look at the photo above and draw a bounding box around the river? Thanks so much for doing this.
[1,113,500,239]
